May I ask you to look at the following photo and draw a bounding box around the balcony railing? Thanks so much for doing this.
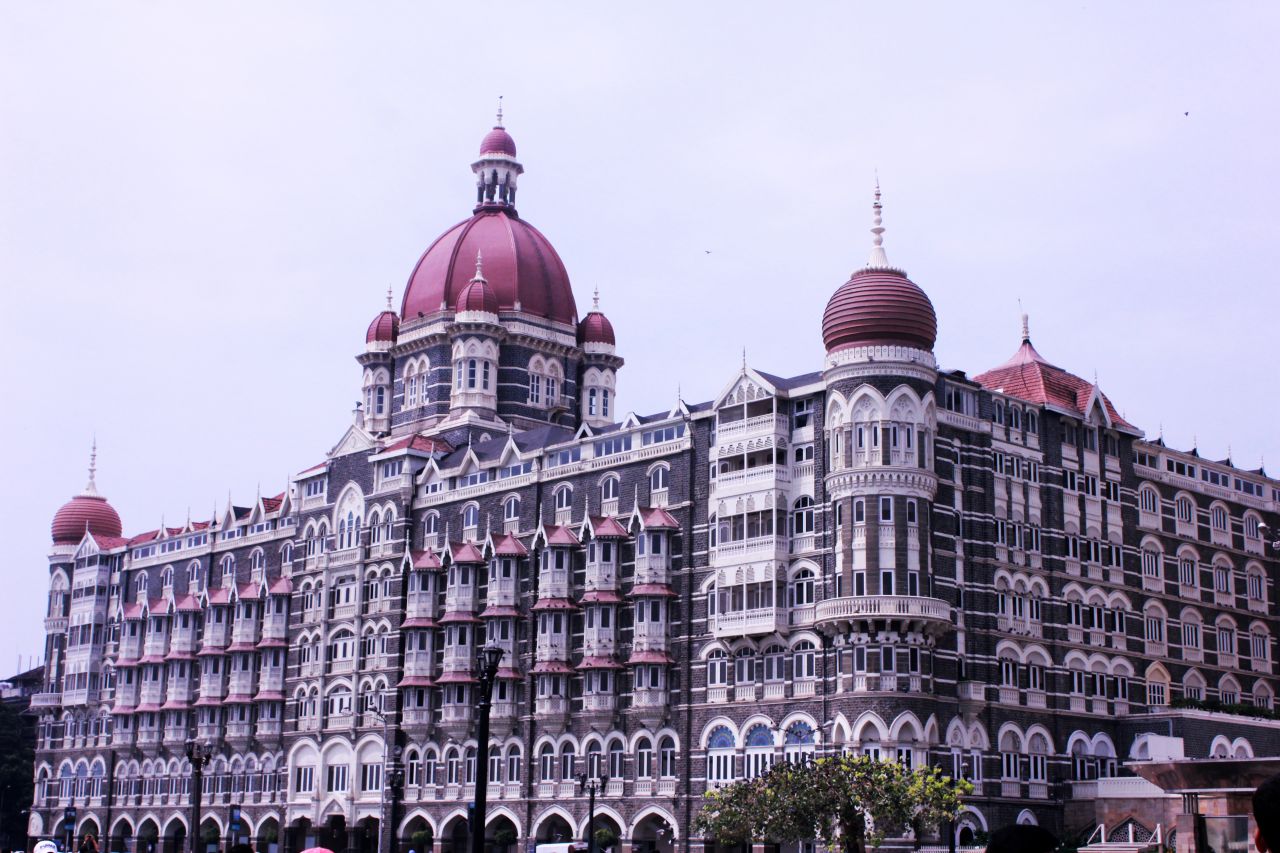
[714,607,785,638]
[814,595,953,634]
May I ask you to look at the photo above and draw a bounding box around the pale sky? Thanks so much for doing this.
[2,2,1278,667]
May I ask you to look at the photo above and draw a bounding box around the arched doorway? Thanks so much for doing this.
[289,818,315,853]
[587,815,621,853]
[200,819,222,853]
[441,815,469,853]
[109,817,133,853]
[322,815,348,853]
[631,814,674,853]
[257,818,281,853]
[487,815,519,853]
[535,816,572,845]
[80,818,103,853]
[400,816,432,853]
[356,817,379,853]
[162,817,186,853]
[137,820,160,853]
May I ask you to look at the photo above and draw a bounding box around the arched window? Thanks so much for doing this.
[539,744,555,781]
[792,497,815,535]
[161,567,173,589]
[793,641,816,679]
[1176,496,1194,524]
[1211,504,1229,532]
[635,737,653,779]
[706,727,736,784]
[651,466,669,492]
[504,496,520,521]
[744,724,774,778]
[221,555,236,582]
[462,505,479,529]
[784,722,815,763]
[706,649,728,686]
[600,476,619,503]
[555,486,573,510]
[791,569,815,606]
[608,739,625,778]
[1139,487,1160,514]
[659,736,677,777]
[559,743,575,780]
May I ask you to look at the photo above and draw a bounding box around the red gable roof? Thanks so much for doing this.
[411,549,443,570]
[588,516,630,539]
[449,542,487,563]
[383,433,454,455]
[543,525,581,547]
[973,337,1135,430]
[91,534,131,550]
[493,533,529,556]
[639,507,679,530]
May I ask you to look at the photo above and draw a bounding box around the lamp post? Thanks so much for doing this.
[368,708,399,853]
[576,774,608,853]
[471,646,505,853]
[185,739,214,853]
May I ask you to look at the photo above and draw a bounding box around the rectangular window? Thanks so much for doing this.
[879,497,893,522]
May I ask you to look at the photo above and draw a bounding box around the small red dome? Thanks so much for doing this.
[457,276,499,314]
[822,268,936,353]
[479,126,516,157]
[366,310,399,344]
[578,311,615,346]
[52,494,122,545]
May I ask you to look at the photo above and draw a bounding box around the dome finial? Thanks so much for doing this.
[472,250,486,283]
[496,95,504,128]
[592,286,600,311]
[85,437,99,496]
[386,286,393,310]
[867,177,890,268]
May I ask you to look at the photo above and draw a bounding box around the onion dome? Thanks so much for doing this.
[456,252,500,315]
[578,288,616,346]
[822,184,937,353]
[365,288,400,345]
[480,126,517,158]
[52,442,122,545]
[402,116,575,327]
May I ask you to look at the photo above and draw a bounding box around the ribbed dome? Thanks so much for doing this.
[822,268,937,353]
[52,494,122,545]
[457,274,499,314]
[402,207,577,326]
[365,310,399,344]
[480,126,517,157]
[578,310,615,346]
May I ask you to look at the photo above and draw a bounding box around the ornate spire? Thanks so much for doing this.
[386,286,393,310]
[592,286,600,311]
[1021,312,1030,343]
[496,95,504,128]
[472,251,486,284]
[867,178,890,268]
[84,437,99,496]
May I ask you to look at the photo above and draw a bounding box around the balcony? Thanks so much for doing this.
[231,620,260,646]
[584,561,617,591]
[814,595,953,636]
[330,602,358,622]
[713,465,791,496]
[487,576,518,606]
[712,535,789,566]
[716,412,789,442]
[632,621,668,652]
[536,634,569,661]
[957,681,987,713]
[256,718,282,740]
[535,696,569,717]
[404,651,436,679]
[441,704,472,726]
[261,616,289,642]
[583,693,616,713]
[714,607,786,638]
[402,708,433,727]
[538,569,570,599]
[1071,776,1170,800]
[31,692,62,709]
[583,628,616,656]
[444,586,479,613]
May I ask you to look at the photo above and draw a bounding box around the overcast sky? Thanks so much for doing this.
[1,2,1278,667]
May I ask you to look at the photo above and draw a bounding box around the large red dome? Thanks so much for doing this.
[401,207,577,326]
[822,268,937,353]
[52,494,122,545]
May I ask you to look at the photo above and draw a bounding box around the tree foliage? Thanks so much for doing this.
[695,755,972,853]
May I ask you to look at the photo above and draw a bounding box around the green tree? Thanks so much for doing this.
[695,755,971,853]
[0,700,35,851]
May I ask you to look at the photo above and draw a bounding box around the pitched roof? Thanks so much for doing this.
[382,433,454,455]
[638,507,680,530]
[973,336,1137,430]
[587,516,630,539]
[492,533,529,556]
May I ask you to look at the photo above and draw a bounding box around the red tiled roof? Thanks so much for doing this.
[237,583,262,600]
[164,651,196,661]
[205,588,232,605]
[411,549,444,570]
[532,597,579,612]
[495,666,523,680]
[138,655,165,664]
[439,610,482,624]
[626,651,674,665]
[588,516,630,539]
[224,694,254,705]
[530,660,575,675]
[253,691,285,702]
[134,703,161,713]
[161,699,191,710]
[579,590,624,604]
[121,603,145,620]
[543,525,581,547]
[268,577,293,595]
[90,534,130,550]
[400,617,438,629]
[175,595,202,612]
[436,671,477,684]
[256,638,287,649]
[492,533,529,556]
[261,495,284,512]
[577,656,624,670]
[297,462,327,476]
[194,696,223,706]
[973,337,1135,430]
[226,642,257,653]
[383,434,454,455]
[630,583,678,598]
[479,605,522,618]
[639,508,679,530]
[398,676,436,688]
[449,542,487,563]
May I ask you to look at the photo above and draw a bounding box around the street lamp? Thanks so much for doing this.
[471,645,505,853]
[367,708,401,853]
[576,773,608,853]
[185,739,214,853]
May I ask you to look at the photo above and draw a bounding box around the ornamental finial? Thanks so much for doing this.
[472,250,486,283]
[592,286,600,311]
[868,177,890,268]
[496,95,504,128]
[1021,312,1030,343]
[85,437,99,495]
[386,286,393,310]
